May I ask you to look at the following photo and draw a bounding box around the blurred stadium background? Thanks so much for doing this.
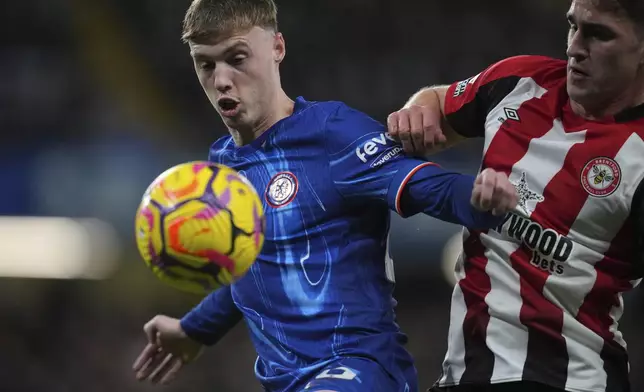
[1,0,642,391]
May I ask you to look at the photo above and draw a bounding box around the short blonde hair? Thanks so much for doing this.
[182,0,278,43]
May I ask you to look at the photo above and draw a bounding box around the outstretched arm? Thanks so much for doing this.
[325,103,517,228]
[397,166,516,227]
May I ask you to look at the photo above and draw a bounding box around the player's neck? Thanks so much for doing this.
[229,90,294,146]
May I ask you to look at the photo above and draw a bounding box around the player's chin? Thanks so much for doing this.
[566,83,594,105]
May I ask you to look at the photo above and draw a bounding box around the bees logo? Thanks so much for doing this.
[580,157,621,197]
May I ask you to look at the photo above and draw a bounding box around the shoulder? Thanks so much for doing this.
[317,101,387,154]
[474,55,566,88]
[447,55,566,110]
[296,98,375,125]
[316,100,382,130]
[296,98,345,122]
[294,98,384,144]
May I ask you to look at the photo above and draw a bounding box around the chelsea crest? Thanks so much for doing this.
[266,171,298,208]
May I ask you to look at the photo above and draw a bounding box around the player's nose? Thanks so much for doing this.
[566,30,587,61]
[213,69,233,93]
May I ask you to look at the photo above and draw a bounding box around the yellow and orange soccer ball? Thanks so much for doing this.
[135,162,265,295]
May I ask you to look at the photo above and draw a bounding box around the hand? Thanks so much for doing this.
[471,168,518,216]
[132,315,203,385]
[387,105,447,155]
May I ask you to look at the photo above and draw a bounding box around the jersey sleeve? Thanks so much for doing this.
[324,103,430,212]
[180,286,242,346]
[444,55,565,138]
[324,103,504,228]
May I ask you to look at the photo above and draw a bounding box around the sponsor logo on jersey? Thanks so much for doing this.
[493,214,572,275]
[493,172,571,274]
[502,107,520,122]
[580,157,621,197]
[265,171,298,208]
[355,132,403,168]
[453,73,481,97]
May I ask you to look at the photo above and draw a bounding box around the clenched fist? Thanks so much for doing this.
[471,168,518,216]
[132,315,203,385]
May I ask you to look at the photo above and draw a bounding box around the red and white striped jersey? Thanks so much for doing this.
[438,55,644,392]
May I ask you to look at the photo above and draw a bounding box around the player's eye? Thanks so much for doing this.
[586,26,615,41]
[228,54,247,66]
[198,61,215,71]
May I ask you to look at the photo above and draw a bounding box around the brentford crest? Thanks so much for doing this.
[580,157,621,197]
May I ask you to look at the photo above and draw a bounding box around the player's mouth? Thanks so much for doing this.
[217,97,241,117]
[568,65,589,79]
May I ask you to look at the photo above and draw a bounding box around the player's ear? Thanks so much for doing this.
[273,32,286,64]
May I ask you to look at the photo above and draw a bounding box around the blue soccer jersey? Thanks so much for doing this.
[180,97,503,392]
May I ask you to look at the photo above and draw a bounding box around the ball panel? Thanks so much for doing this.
[147,162,216,209]
[151,262,221,295]
[164,200,234,271]
[135,202,163,266]
[210,165,265,235]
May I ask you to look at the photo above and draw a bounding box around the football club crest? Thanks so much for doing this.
[266,171,298,208]
[580,157,621,197]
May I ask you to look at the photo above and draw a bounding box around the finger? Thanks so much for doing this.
[474,171,484,185]
[149,353,175,384]
[408,108,424,154]
[471,185,482,210]
[421,107,444,149]
[489,181,506,215]
[493,179,517,216]
[491,188,510,216]
[424,125,442,150]
[504,182,519,212]
[387,113,399,138]
[397,113,414,154]
[478,170,497,210]
[137,348,167,381]
[491,195,509,216]
[509,186,519,210]
[133,343,158,372]
[160,357,184,385]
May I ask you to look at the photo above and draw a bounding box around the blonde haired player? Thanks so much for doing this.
[132,0,518,391]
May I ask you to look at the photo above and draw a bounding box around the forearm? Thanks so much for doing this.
[397,164,504,229]
[405,85,446,109]
[180,286,243,346]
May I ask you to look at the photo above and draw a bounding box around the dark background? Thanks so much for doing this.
[1,0,642,391]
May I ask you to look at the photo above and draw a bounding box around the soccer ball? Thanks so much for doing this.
[135,161,265,295]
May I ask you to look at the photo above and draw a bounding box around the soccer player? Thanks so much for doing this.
[131,1,518,391]
[387,0,644,391]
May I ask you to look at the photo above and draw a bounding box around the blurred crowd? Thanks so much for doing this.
[0,0,642,391]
